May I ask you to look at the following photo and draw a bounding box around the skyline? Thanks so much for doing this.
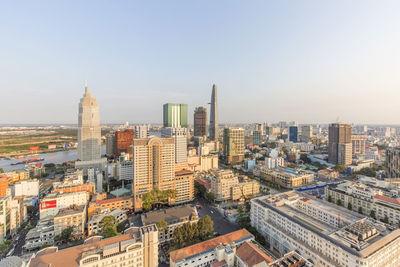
[2,1,400,124]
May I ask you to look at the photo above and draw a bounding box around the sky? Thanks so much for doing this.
[1,1,400,125]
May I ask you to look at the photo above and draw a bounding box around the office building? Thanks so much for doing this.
[223,127,245,164]
[118,160,134,181]
[300,125,313,143]
[209,84,218,141]
[29,225,159,267]
[134,125,150,138]
[251,192,400,267]
[114,129,134,158]
[105,131,116,157]
[39,191,89,219]
[161,127,188,164]
[352,135,367,156]
[386,148,400,178]
[163,103,188,128]
[140,205,198,244]
[258,167,314,188]
[54,204,86,238]
[194,107,207,137]
[328,123,352,165]
[252,130,262,146]
[78,85,101,162]
[170,229,254,267]
[289,126,298,142]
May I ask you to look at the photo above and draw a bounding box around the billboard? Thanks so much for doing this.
[40,200,57,210]
[30,146,39,151]
[48,145,56,149]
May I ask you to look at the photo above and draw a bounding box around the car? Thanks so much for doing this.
[197,205,202,210]
[210,210,214,214]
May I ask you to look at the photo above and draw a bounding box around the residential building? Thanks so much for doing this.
[328,123,352,165]
[163,103,188,128]
[29,225,159,267]
[194,106,207,137]
[300,125,313,143]
[78,85,101,162]
[88,208,127,236]
[235,241,274,267]
[173,170,195,204]
[0,196,25,243]
[140,205,198,243]
[105,131,116,157]
[352,135,367,156]
[209,84,218,141]
[187,155,218,172]
[169,229,254,267]
[289,126,298,143]
[87,196,132,218]
[0,175,11,197]
[161,127,188,164]
[115,129,134,158]
[10,179,39,197]
[258,167,314,188]
[2,170,29,183]
[251,191,400,267]
[252,130,262,146]
[223,127,245,164]
[39,191,88,219]
[118,160,134,181]
[23,219,54,251]
[386,148,400,178]
[53,181,96,195]
[54,204,86,238]
[134,125,150,139]
[317,169,339,180]
[265,157,285,169]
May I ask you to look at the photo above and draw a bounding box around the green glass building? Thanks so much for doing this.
[163,103,188,128]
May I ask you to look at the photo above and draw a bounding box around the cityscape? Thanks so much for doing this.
[1,2,400,267]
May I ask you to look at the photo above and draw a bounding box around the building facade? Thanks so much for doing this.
[351,135,367,156]
[300,125,313,143]
[328,123,352,165]
[53,205,86,238]
[223,127,245,164]
[386,148,400,178]
[258,167,314,188]
[194,106,207,137]
[40,191,88,219]
[161,127,188,164]
[163,103,188,128]
[289,126,298,143]
[116,129,134,158]
[209,84,219,141]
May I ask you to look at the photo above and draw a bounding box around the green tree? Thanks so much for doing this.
[61,226,74,242]
[156,220,168,232]
[100,216,118,231]
[358,207,363,214]
[103,226,119,238]
[197,216,214,239]
[0,168,3,173]
[327,195,332,203]
[334,165,347,173]
[370,210,376,219]
[383,215,389,224]
[347,202,352,210]
[117,220,129,233]
[336,199,342,206]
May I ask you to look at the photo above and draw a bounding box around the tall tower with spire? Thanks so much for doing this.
[209,84,218,140]
[78,84,101,161]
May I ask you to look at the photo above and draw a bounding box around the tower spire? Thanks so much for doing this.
[84,80,88,95]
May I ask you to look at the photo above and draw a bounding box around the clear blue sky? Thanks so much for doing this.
[1,1,400,125]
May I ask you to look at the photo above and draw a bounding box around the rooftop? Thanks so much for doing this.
[235,241,274,266]
[55,205,85,218]
[170,229,253,262]
[141,205,197,226]
[95,196,132,205]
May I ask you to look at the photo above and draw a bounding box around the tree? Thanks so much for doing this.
[383,215,389,224]
[237,206,244,216]
[156,220,168,233]
[358,207,363,214]
[103,226,119,238]
[142,188,177,211]
[327,195,332,203]
[334,165,347,173]
[0,168,3,173]
[370,210,376,219]
[336,199,342,206]
[117,220,129,233]
[347,202,352,210]
[61,226,74,242]
[197,216,214,239]
[99,216,118,233]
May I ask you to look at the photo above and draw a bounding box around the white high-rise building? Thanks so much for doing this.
[134,125,150,139]
[161,127,188,164]
[78,85,101,161]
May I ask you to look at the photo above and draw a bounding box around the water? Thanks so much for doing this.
[0,146,106,172]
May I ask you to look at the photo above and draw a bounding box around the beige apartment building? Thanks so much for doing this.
[223,127,245,164]
[259,167,314,188]
[54,204,86,238]
[352,134,367,156]
[29,225,159,267]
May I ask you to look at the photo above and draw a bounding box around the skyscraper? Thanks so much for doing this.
[161,127,188,164]
[223,127,245,164]
[300,125,313,143]
[209,84,218,140]
[163,103,188,128]
[328,123,352,165]
[78,85,101,161]
[194,107,207,137]
[289,126,298,142]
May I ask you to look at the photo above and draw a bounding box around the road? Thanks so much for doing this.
[195,198,241,235]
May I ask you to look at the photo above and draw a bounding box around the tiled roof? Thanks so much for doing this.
[374,194,400,206]
[236,241,273,266]
[170,229,253,262]
[95,196,131,205]
[211,259,227,267]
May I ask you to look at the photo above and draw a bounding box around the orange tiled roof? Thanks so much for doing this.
[170,229,253,262]
[236,241,274,266]
[95,196,131,205]
[211,260,227,267]
[374,194,400,206]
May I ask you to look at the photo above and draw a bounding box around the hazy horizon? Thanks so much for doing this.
[2,1,400,125]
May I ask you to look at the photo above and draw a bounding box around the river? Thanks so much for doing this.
[0,146,106,172]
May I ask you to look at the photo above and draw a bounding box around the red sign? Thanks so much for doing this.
[40,200,57,210]
[30,146,39,151]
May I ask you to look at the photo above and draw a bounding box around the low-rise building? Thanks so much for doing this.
[259,167,314,188]
[140,205,198,243]
[173,170,195,204]
[54,204,86,238]
[88,209,127,236]
[0,196,25,243]
[53,181,96,195]
[87,196,132,218]
[170,229,254,267]
[39,191,89,220]
[317,169,339,180]
[23,219,54,251]
[28,225,159,267]
[11,179,39,197]
[265,157,285,169]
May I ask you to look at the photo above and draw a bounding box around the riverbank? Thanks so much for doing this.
[0,147,77,159]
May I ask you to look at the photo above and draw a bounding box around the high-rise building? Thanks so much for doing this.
[193,107,207,137]
[209,84,218,140]
[78,85,101,161]
[105,131,116,157]
[289,126,298,142]
[300,125,313,143]
[386,148,400,178]
[163,103,188,128]
[161,127,188,164]
[223,127,245,164]
[351,135,367,156]
[134,125,150,139]
[328,123,352,165]
[252,130,262,146]
[254,123,264,136]
[132,137,193,210]
[116,129,134,158]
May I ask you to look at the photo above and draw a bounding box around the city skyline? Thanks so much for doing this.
[2,1,400,125]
